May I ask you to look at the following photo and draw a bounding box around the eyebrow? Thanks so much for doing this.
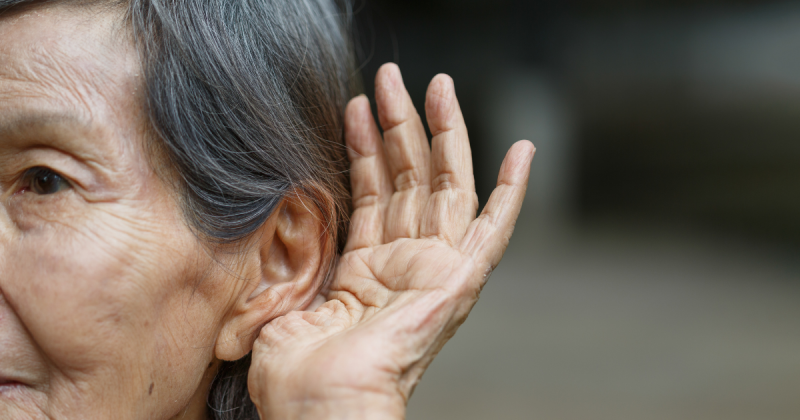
[0,111,90,139]
[0,109,107,188]
[0,110,103,166]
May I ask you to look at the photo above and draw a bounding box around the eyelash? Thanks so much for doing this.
[18,167,73,196]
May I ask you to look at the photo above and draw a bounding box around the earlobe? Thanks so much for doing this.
[215,195,329,361]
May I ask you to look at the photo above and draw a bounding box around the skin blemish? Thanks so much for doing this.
[148,382,154,395]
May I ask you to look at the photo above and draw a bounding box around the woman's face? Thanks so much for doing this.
[0,5,251,419]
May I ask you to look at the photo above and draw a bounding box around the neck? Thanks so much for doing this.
[170,360,221,420]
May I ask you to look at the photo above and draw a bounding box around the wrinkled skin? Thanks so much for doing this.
[0,4,534,420]
[0,5,233,419]
[248,64,534,419]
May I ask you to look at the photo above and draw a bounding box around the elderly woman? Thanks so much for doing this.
[0,0,534,419]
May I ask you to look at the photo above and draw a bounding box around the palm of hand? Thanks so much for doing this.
[249,64,534,418]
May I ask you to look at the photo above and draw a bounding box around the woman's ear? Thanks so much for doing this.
[215,193,330,361]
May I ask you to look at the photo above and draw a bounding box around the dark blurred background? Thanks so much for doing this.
[352,1,800,419]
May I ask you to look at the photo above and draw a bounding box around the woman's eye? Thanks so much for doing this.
[22,167,72,195]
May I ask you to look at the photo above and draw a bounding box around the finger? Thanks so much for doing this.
[375,63,432,241]
[419,74,478,244]
[459,141,535,269]
[344,95,393,252]
[305,294,327,312]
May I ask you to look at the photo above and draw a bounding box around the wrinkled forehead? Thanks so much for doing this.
[0,3,140,133]
[0,3,146,163]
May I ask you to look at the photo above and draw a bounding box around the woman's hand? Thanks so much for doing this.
[248,63,535,420]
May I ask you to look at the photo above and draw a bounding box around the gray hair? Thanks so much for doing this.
[0,0,359,418]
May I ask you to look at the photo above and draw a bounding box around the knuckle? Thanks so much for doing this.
[256,322,278,343]
[432,172,456,192]
[394,168,424,191]
[353,192,380,208]
[381,111,416,132]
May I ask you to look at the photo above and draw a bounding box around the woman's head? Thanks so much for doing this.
[0,0,356,418]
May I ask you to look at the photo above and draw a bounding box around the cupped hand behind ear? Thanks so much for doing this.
[248,63,535,420]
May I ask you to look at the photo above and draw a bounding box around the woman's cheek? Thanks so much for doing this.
[5,190,84,232]
[4,202,181,379]
[10,226,130,363]
[3,182,219,416]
